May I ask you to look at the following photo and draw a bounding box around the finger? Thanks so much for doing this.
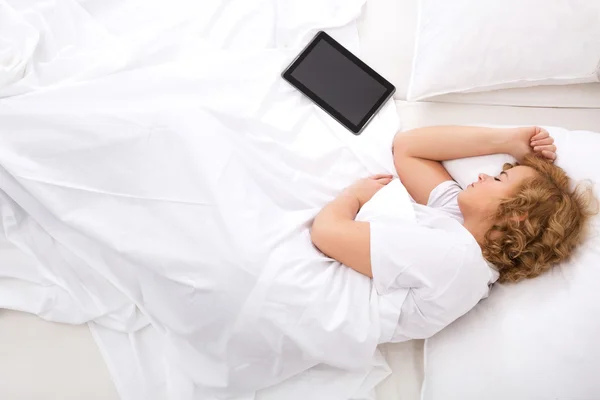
[533,144,557,153]
[541,150,557,161]
[531,129,549,141]
[370,174,393,180]
[374,180,392,187]
[375,177,393,185]
[531,137,554,147]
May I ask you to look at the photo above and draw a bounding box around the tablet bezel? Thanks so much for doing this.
[282,31,395,135]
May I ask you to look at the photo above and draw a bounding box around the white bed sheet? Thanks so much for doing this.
[1,1,410,399]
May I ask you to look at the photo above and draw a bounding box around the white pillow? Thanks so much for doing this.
[423,126,600,400]
[407,0,600,100]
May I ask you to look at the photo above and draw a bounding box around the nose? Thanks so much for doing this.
[478,173,490,182]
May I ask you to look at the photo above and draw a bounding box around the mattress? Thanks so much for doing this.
[395,101,600,132]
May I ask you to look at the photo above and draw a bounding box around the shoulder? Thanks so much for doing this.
[427,180,462,208]
[428,228,488,287]
[422,180,464,223]
[370,220,484,293]
[391,231,493,339]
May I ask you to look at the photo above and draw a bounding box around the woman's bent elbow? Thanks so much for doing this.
[392,131,412,157]
[310,221,325,250]
[310,220,335,256]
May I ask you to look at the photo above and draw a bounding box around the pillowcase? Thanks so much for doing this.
[423,126,600,400]
[407,0,600,100]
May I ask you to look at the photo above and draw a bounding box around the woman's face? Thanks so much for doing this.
[458,166,538,219]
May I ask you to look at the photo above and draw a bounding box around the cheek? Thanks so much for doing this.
[461,186,508,217]
[495,184,515,200]
[485,187,509,209]
[474,186,505,211]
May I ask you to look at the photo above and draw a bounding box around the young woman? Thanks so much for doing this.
[311,126,595,340]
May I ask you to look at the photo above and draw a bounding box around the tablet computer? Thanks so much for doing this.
[282,31,395,135]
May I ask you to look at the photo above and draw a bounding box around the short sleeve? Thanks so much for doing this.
[370,220,491,339]
[427,180,462,208]
[370,220,466,296]
[426,180,464,223]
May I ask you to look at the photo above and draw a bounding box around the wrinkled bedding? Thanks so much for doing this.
[0,1,403,399]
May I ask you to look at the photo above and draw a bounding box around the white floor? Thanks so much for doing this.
[376,340,424,400]
[0,311,119,400]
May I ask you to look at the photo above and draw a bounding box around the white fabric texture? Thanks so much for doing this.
[358,0,600,107]
[0,0,366,98]
[357,0,417,99]
[0,1,419,399]
[367,179,496,342]
[424,181,463,223]
[0,0,130,98]
[0,1,38,89]
[407,0,600,100]
[422,126,600,400]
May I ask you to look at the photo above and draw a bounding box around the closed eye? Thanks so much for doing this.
[494,177,501,182]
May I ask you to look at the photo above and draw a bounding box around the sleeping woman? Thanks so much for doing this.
[311,126,596,341]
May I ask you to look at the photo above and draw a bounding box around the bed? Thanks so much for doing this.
[1,0,599,399]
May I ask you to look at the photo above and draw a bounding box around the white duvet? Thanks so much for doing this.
[0,0,403,399]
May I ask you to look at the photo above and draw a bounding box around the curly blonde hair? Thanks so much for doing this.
[481,154,597,283]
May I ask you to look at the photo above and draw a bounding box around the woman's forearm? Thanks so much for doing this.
[311,191,373,276]
[393,126,514,161]
[311,176,391,277]
[313,191,360,231]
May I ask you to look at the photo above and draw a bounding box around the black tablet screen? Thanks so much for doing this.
[288,39,388,126]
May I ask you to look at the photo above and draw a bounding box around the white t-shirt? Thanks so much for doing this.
[358,179,499,343]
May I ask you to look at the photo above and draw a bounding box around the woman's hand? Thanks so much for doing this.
[509,126,557,163]
[344,174,393,208]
